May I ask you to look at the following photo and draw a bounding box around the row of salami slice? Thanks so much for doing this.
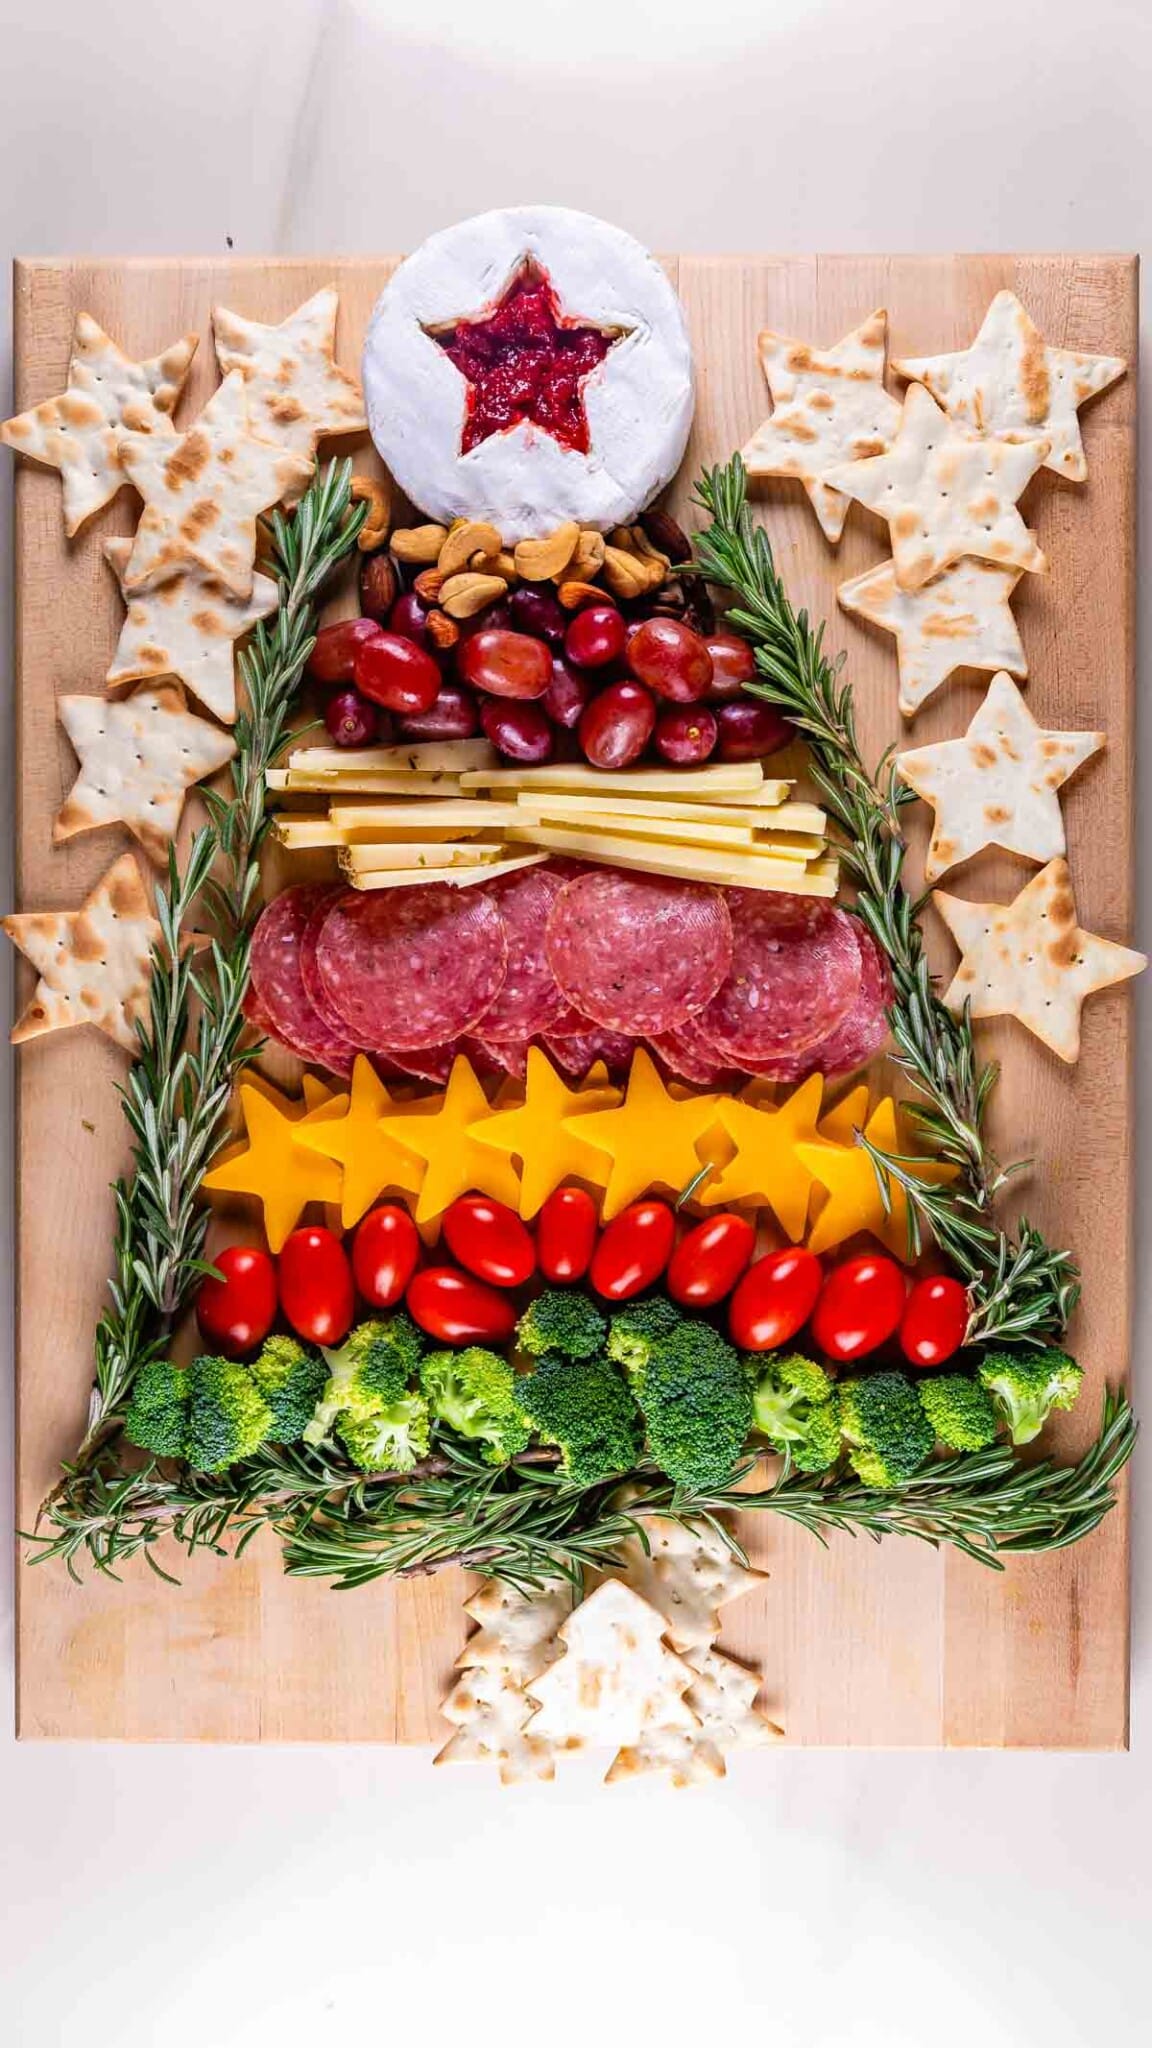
[246,865,891,1090]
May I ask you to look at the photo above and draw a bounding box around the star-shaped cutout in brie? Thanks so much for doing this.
[54,683,238,866]
[0,311,197,536]
[897,673,1103,882]
[740,309,903,543]
[934,858,1145,1063]
[212,286,366,463]
[102,537,278,725]
[838,556,1027,719]
[430,263,622,456]
[825,382,1049,591]
[3,852,162,1052]
[894,291,1126,484]
[118,370,313,599]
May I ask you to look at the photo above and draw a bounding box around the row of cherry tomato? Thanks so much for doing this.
[196,1187,969,1367]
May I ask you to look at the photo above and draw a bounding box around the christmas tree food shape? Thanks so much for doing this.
[435,1577,573,1786]
[525,1580,701,1752]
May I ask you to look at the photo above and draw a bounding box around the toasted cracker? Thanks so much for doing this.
[118,371,313,599]
[838,556,1027,719]
[456,1577,575,1685]
[606,1729,727,1788]
[0,313,196,536]
[213,287,366,463]
[3,852,161,1052]
[608,1513,767,1654]
[825,382,1048,592]
[934,857,1145,1063]
[54,684,238,865]
[103,537,278,726]
[894,291,1125,484]
[741,309,902,543]
[897,673,1103,882]
[436,1665,557,1786]
[525,1581,699,1748]
[683,1647,784,1749]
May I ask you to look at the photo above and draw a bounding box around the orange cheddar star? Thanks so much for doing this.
[293,1054,425,1229]
[816,1083,870,1148]
[796,1096,957,1260]
[565,1048,724,1221]
[702,1074,825,1241]
[201,1082,342,1252]
[378,1054,520,1225]
[472,1045,620,1219]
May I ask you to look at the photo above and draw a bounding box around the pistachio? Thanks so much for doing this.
[414,567,445,602]
[392,523,450,564]
[440,571,509,619]
[557,578,606,611]
[350,474,392,552]
[438,519,503,578]
[513,521,579,582]
[425,608,460,650]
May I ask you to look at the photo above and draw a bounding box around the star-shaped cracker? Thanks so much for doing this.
[740,309,902,543]
[894,291,1126,483]
[3,852,161,1052]
[102,537,277,725]
[53,683,238,866]
[825,382,1049,591]
[213,286,366,462]
[838,556,1027,719]
[934,858,1145,1063]
[118,370,313,599]
[0,313,197,536]
[897,673,1103,882]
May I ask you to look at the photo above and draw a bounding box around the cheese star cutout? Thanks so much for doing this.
[0,311,197,536]
[934,858,1145,1064]
[118,370,313,599]
[897,673,1103,883]
[894,291,1126,484]
[701,1074,825,1241]
[797,1097,957,1260]
[3,851,163,1054]
[472,1045,620,1218]
[293,1055,424,1229]
[103,537,278,725]
[54,683,238,865]
[838,556,1027,719]
[825,382,1049,592]
[201,1082,342,1251]
[740,309,902,543]
[379,1055,520,1224]
[563,1048,723,1221]
[213,286,366,462]
[816,1084,870,1148]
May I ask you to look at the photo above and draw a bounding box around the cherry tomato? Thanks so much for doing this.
[537,1186,599,1283]
[899,1274,970,1368]
[278,1226,355,1347]
[728,1246,822,1351]
[351,1204,420,1310]
[406,1266,518,1345]
[812,1253,907,1363]
[195,1244,278,1358]
[441,1195,536,1289]
[667,1213,756,1309]
[589,1200,676,1301]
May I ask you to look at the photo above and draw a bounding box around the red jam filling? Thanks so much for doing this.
[434,267,614,455]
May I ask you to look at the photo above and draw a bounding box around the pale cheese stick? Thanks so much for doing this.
[460,763,777,800]
[513,790,825,835]
[341,841,507,872]
[286,739,496,775]
[276,771,466,796]
[504,823,838,895]
[346,851,547,890]
[328,801,521,832]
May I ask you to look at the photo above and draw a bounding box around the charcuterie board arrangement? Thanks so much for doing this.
[7,226,1140,1757]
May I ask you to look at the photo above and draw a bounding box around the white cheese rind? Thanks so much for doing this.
[362,206,695,542]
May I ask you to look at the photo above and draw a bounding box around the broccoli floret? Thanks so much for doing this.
[516,1353,642,1487]
[337,1393,431,1474]
[304,1314,424,1445]
[517,1288,607,1361]
[750,1352,841,1472]
[918,1371,1000,1451]
[605,1295,683,1381]
[839,1370,935,1488]
[184,1355,273,1473]
[250,1334,328,1444]
[421,1347,532,1466]
[124,1357,191,1459]
[976,1347,1084,1446]
[637,1321,753,1492]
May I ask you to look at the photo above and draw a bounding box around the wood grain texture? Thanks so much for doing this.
[12,253,1136,1746]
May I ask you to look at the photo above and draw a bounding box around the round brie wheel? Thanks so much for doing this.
[362,205,695,543]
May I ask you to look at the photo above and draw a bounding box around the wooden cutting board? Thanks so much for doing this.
[12,253,1136,1746]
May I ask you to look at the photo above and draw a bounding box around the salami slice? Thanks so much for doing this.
[301,887,378,1049]
[545,872,732,1036]
[810,921,892,1076]
[474,865,574,1041]
[249,885,357,1076]
[375,1040,461,1085]
[543,1026,635,1081]
[315,882,507,1050]
[648,1016,731,1086]
[465,1034,529,1081]
[697,892,861,1064]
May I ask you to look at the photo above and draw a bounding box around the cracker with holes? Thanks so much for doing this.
[102,538,278,725]
[609,1512,767,1653]
[3,853,162,1052]
[837,556,1027,719]
[436,1577,572,1784]
[525,1580,700,1748]
[213,287,366,463]
[740,310,902,544]
[54,684,238,866]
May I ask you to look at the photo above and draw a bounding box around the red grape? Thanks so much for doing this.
[458,628,552,699]
[653,703,718,765]
[565,604,626,670]
[509,585,567,643]
[456,599,513,639]
[324,688,381,747]
[625,617,713,702]
[716,698,793,760]
[396,683,479,740]
[353,631,441,715]
[578,680,656,769]
[480,698,555,763]
[388,592,432,647]
[704,631,757,701]
[308,617,382,684]
[543,655,595,730]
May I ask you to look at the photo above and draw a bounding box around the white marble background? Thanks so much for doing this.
[1,2,1149,2043]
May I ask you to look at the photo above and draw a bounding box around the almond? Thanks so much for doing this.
[440,571,509,619]
[438,519,503,578]
[414,567,445,602]
[425,609,460,650]
[392,523,450,564]
[557,579,606,611]
[514,521,579,582]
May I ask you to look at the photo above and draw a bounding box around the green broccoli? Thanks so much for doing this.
[420,1347,532,1465]
[637,1321,753,1493]
[516,1353,642,1487]
[337,1392,431,1474]
[184,1355,274,1473]
[124,1357,191,1459]
[605,1295,683,1381]
[250,1334,328,1444]
[516,1288,607,1361]
[750,1352,841,1472]
[976,1347,1084,1445]
[839,1370,935,1488]
[917,1371,999,1451]
[304,1314,424,1446]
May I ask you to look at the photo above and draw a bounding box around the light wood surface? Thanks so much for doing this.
[12,254,1136,1746]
